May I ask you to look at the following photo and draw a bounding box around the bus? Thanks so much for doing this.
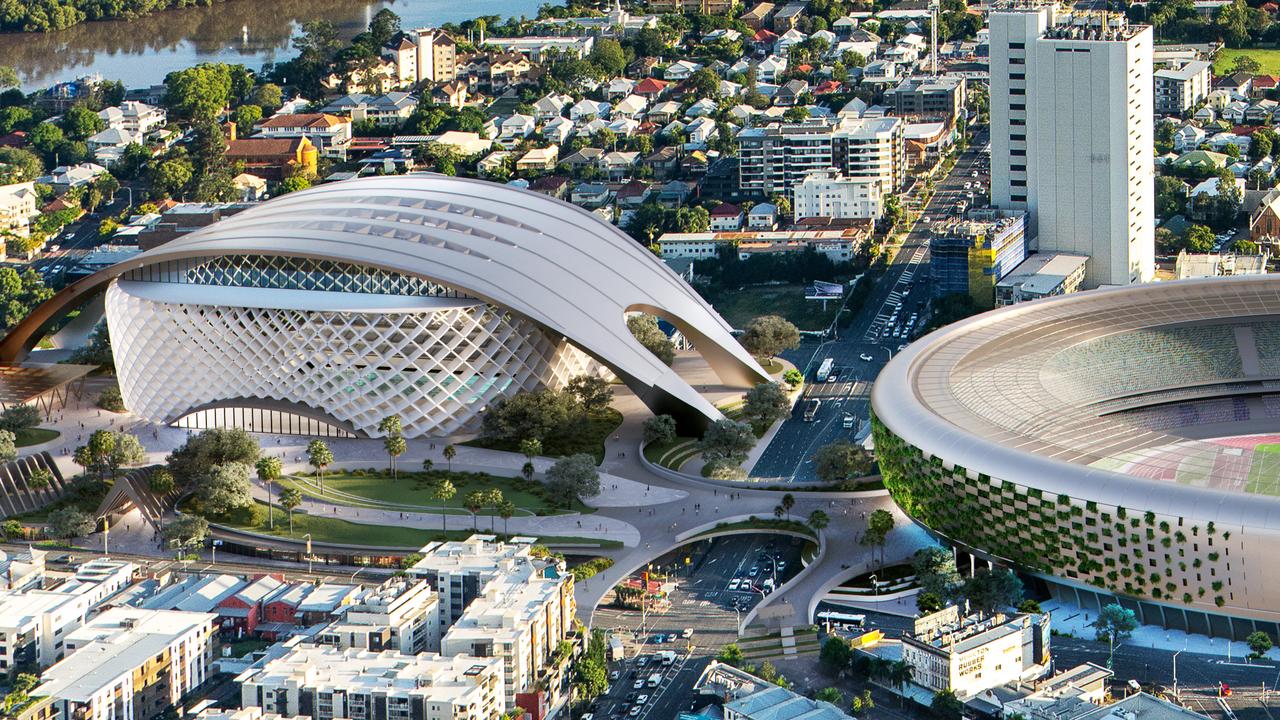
[803,399,821,422]
[817,610,867,630]
[816,357,834,382]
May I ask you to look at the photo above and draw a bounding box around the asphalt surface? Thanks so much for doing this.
[751,129,992,482]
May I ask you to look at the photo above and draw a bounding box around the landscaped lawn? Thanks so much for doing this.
[1213,48,1280,75]
[15,428,59,447]
[464,408,623,463]
[280,469,592,515]
[706,284,842,331]
[227,501,621,549]
[643,437,700,470]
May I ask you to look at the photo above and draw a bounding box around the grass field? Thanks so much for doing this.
[1245,444,1280,495]
[15,428,59,447]
[643,437,700,470]
[708,284,841,331]
[1213,48,1280,75]
[280,469,591,515]
[223,501,622,549]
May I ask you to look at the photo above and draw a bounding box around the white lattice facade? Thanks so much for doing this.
[105,280,597,438]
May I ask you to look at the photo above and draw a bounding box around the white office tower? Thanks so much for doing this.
[990,4,1154,287]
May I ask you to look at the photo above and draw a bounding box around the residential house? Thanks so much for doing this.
[600,151,640,181]
[217,575,284,636]
[487,53,538,91]
[528,175,571,199]
[704,28,742,43]
[774,79,810,106]
[615,180,652,209]
[648,101,682,124]
[608,117,640,136]
[751,29,780,53]
[772,2,807,31]
[862,60,897,84]
[774,28,808,55]
[0,182,39,237]
[433,81,468,109]
[478,151,514,174]
[605,77,637,100]
[41,163,108,190]
[633,78,670,101]
[85,127,142,167]
[542,117,574,144]
[1194,105,1218,123]
[665,60,703,81]
[643,146,681,179]
[1247,101,1278,124]
[322,93,419,128]
[749,202,778,229]
[719,80,743,98]
[533,93,572,122]
[685,116,718,145]
[570,98,611,121]
[562,147,605,173]
[516,146,559,173]
[709,202,745,230]
[658,179,693,206]
[757,55,788,83]
[432,131,494,156]
[255,113,353,159]
[486,36,594,62]
[685,98,719,118]
[740,2,776,29]
[98,101,166,135]
[571,182,612,207]
[614,94,649,119]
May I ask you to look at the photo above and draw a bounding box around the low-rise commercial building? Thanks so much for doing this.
[884,76,966,119]
[695,661,848,720]
[995,252,1089,305]
[238,644,504,720]
[34,608,218,720]
[901,607,1051,699]
[656,229,867,263]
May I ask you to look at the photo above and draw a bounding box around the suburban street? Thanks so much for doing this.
[751,129,991,482]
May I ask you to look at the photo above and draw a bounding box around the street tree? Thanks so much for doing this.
[862,508,895,565]
[916,591,944,614]
[814,440,873,485]
[279,487,303,534]
[519,438,543,460]
[913,546,961,599]
[433,478,456,531]
[464,490,486,530]
[742,382,790,430]
[962,568,1024,615]
[384,435,407,479]
[498,500,516,535]
[167,428,260,481]
[782,368,804,388]
[1092,603,1138,644]
[930,690,963,720]
[717,643,744,666]
[1248,630,1273,659]
[642,414,677,445]
[815,688,844,706]
[740,315,801,361]
[484,488,504,531]
[107,433,145,479]
[197,462,254,517]
[47,507,93,542]
[256,456,282,528]
[780,492,796,521]
[546,453,601,502]
[698,418,756,465]
[567,374,613,414]
[808,509,830,532]
[307,439,334,492]
[443,443,457,471]
[819,636,853,676]
[162,515,209,548]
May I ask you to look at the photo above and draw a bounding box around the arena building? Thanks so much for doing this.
[871,276,1280,639]
[0,175,768,438]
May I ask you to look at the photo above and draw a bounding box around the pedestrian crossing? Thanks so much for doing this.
[863,244,929,342]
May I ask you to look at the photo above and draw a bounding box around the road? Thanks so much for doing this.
[24,192,132,287]
[751,128,991,482]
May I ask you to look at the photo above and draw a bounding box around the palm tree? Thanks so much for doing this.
[780,493,795,521]
[498,500,516,535]
[379,415,403,475]
[443,444,457,471]
[485,489,504,531]
[464,490,485,530]
[307,439,333,494]
[384,435,407,479]
[888,660,913,706]
[433,479,456,532]
[279,487,303,534]
[256,456,283,529]
[808,509,829,532]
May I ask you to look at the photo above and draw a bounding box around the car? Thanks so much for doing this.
[681,628,694,638]
[728,579,740,590]
[843,414,855,429]
[971,171,979,178]
[650,634,665,644]
[583,714,594,720]
[633,679,644,690]
[778,561,787,571]
[637,696,649,706]
[609,671,621,681]
[859,353,873,362]
[636,655,649,666]
[749,566,759,576]
[628,707,641,717]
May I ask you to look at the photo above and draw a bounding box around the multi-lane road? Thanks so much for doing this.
[751,129,991,482]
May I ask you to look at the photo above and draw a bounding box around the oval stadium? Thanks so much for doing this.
[871,275,1280,638]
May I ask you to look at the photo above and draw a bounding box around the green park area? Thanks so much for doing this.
[464,408,623,463]
[708,284,841,332]
[1213,48,1280,75]
[15,428,59,447]
[277,469,594,515]
[224,501,621,549]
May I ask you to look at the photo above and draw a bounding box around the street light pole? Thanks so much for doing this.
[1173,649,1182,699]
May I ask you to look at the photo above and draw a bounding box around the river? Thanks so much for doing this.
[0,0,548,90]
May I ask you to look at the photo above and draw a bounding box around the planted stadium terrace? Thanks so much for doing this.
[871,275,1280,639]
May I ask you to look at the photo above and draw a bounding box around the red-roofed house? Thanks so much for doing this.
[254,112,353,158]
[634,78,670,101]
[710,202,745,231]
[1254,75,1280,94]
[224,127,318,182]
[752,29,779,51]
[0,131,26,148]
[812,80,844,95]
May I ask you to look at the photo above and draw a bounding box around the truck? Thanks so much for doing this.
[816,357,834,382]
[608,636,626,662]
[803,399,821,422]
[647,672,662,688]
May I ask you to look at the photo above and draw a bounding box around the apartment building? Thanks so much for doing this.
[439,560,575,710]
[407,535,544,627]
[657,229,866,262]
[989,5,1154,287]
[1154,59,1211,115]
[34,608,218,720]
[928,211,1028,307]
[737,117,905,198]
[414,28,458,83]
[0,181,38,238]
[901,606,1051,699]
[884,76,967,119]
[793,169,885,220]
[0,547,45,592]
[315,578,441,654]
[238,645,504,720]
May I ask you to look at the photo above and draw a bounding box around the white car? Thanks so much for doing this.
[633,679,644,689]
[637,695,650,706]
[859,353,873,362]
[629,707,641,717]
[728,579,740,590]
